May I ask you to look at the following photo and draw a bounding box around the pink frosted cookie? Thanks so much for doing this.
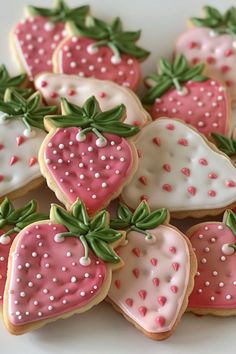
[53,16,150,91]
[34,73,151,127]
[175,6,236,103]
[3,198,124,334]
[11,1,89,79]
[39,96,139,215]
[187,210,236,316]
[121,118,236,218]
[108,201,196,340]
[0,64,32,100]
[0,89,57,200]
[0,198,47,311]
[142,55,231,139]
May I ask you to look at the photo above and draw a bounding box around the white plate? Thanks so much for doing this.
[0,0,235,353]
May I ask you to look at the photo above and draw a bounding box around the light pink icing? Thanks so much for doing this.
[108,225,190,333]
[34,73,150,127]
[150,79,229,138]
[175,27,236,101]
[8,222,106,325]
[56,36,140,91]
[0,231,17,306]
[188,223,236,309]
[13,16,66,79]
[44,129,134,214]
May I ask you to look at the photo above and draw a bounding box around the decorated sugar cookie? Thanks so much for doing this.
[142,55,230,139]
[0,198,47,311]
[187,210,236,316]
[53,16,150,91]
[34,73,151,127]
[121,118,236,218]
[108,201,196,340]
[39,96,139,214]
[3,198,124,334]
[175,6,236,103]
[11,1,89,79]
[0,64,32,100]
[0,89,57,200]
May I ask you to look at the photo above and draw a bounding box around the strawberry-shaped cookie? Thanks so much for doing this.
[0,64,32,100]
[34,73,151,127]
[12,0,89,79]
[142,55,230,139]
[0,89,57,200]
[187,210,236,316]
[108,201,196,340]
[121,118,236,218]
[175,6,236,103]
[53,16,150,91]
[0,198,47,311]
[3,198,124,334]
[39,96,139,214]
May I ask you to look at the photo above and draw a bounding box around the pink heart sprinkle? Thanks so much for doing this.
[132,268,140,278]
[152,277,160,286]
[169,246,176,254]
[208,190,216,197]
[125,298,133,307]
[172,262,180,271]
[208,172,218,179]
[187,186,196,195]
[114,280,121,289]
[181,167,190,177]
[178,138,188,146]
[152,137,161,146]
[132,248,141,257]
[151,258,157,266]
[155,316,166,327]
[41,80,47,87]
[163,163,171,172]
[138,306,147,317]
[226,180,235,187]
[166,123,175,130]
[158,296,167,306]
[171,285,178,293]
[138,290,147,300]
[162,184,172,192]
[199,158,208,166]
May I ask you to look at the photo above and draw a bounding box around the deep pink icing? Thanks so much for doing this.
[8,222,106,325]
[150,79,229,138]
[13,16,65,78]
[189,223,236,309]
[44,129,134,214]
[0,231,17,306]
[56,36,140,91]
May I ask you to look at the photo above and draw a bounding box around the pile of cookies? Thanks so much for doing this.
[0,1,236,340]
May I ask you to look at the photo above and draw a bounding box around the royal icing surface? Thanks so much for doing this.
[13,16,66,79]
[0,115,46,196]
[150,79,229,138]
[188,223,236,309]
[108,225,190,333]
[55,36,140,90]
[8,222,106,325]
[175,27,236,100]
[34,73,149,126]
[44,129,134,214]
[0,231,17,306]
[121,119,236,212]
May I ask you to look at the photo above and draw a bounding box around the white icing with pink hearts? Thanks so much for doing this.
[108,225,190,333]
[122,119,236,212]
[34,73,150,126]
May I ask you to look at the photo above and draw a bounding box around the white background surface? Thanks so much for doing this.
[0,0,236,353]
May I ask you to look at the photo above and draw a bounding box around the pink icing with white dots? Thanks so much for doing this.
[122,119,236,213]
[188,223,236,309]
[7,222,106,325]
[108,225,190,333]
[43,129,134,214]
[150,79,229,138]
[55,36,140,91]
[175,27,236,101]
[13,16,66,79]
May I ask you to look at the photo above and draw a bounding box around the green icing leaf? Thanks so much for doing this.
[142,55,207,104]
[90,211,107,231]
[16,212,48,229]
[135,208,168,229]
[225,210,236,236]
[211,133,236,157]
[0,64,31,100]
[0,198,14,219]
[47,96,139,138]
[88,238,120,263]
[27,1,89,24]
[131,201,149,224]
[71,16,149,59]
[87,229,122,243]
[53,204,87,234]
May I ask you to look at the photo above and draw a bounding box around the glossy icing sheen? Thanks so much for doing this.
[8,222,106,325]
[55,36,140,90]
[108,225,190,333]
[44,129,134,214]
[122,119,236,212]
[13,16,66,78]
[0,231,17,305]
[150,79,229,138]
[175,27,236,101]
[0,115,46,196]
[189,223,236,309]
[34,73,149,126]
